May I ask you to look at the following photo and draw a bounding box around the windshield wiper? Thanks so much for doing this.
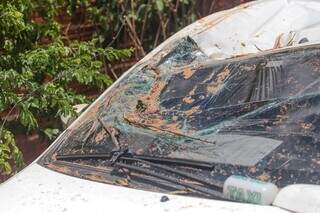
[57,117,226,199]
[56,151,225,199]
[56,151,222,187]
[56,153,214,170]
[115,159,225,199]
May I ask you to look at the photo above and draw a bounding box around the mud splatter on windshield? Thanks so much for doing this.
[44,37,320,187]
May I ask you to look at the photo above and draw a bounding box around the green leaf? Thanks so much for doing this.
[43,128,60,140]
[0,129,24,175]
[155,0,164,12]
[19,105,38,130]
[3,162,12,175]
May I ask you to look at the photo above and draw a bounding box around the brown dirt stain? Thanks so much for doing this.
[139,74,165,114]
[183,96,195,104]
[183,67,196,79]
[185,106,201,116]
[207,66,230,93]
[124,113,182,135]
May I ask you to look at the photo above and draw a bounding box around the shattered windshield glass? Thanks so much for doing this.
[43,37,320,188]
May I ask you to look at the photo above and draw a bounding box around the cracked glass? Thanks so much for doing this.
[43,38,320,188]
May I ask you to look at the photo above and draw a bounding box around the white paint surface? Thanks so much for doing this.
[192,0,320,59]
[0,164,288,213]
[273,184,320,213]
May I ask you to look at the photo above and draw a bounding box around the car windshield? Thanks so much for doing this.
[40,38,320,191]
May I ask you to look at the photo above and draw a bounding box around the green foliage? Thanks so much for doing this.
[43,128,60,140]
[0,0,132,175]
[0,130,23,175]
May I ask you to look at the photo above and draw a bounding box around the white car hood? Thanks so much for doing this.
[0,163,288,213]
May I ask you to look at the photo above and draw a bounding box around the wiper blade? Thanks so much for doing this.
[90,118,214,169]
[56,152,225,199]
[56,153,214,170]
[115,160,225,199]
[59,118,225,199]
[123,156,223,189]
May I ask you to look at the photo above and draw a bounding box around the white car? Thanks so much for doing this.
[1,0,320,212]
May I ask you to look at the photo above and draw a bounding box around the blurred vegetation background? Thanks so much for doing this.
[0,0,251,180]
